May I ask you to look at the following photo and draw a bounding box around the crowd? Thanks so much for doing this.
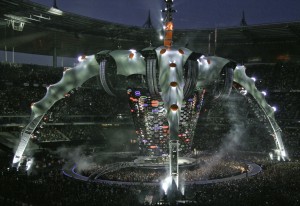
[62,125,106,142]
[35,126,70,142]
[0,62,63,86]
[193,89,274,153]
[81,154,247,183]
[98,160,246,183]
[0,63,127,117]
[0,86,46,115]
[0,151,300,205]
[183,159,246,181]
[0,58,300,205]
[0,151,142,206]
[29,125,109,143]
[45,88,125,119]
[189,161,300,206]
[245,62,300,91]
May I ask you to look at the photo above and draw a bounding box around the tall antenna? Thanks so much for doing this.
[143,10,153,29]
[162,0,176,47]
[240,10,248,26]
[53,0,58,9]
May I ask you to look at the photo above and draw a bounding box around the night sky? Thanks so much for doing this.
[2,0,300,65]
[31,0,300,29]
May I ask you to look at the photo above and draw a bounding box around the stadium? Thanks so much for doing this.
[0,0,300,205]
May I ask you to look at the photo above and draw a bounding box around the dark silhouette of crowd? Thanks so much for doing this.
[0,62,127,117]
[1,151,300,205]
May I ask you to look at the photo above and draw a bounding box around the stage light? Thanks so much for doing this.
[26,158,34,171]
[159,35,163,40]
[178,49,184,55]
[240,89,247,96]
[261,91,267,96]
[77,55,86,62]
[180,186,185,195]
[269,152,274,160]
[161,176,172,194]
[129,53,135,59]
[160,49,166,54]
[48,7,63,16]
[170,104,178,112]
[169,63,176,68]
[251,77,256,82]
[170,82,178,87]
[197,59,203,66]
[272,106,277,112]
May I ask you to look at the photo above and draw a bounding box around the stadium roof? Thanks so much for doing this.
[1,0,300,62]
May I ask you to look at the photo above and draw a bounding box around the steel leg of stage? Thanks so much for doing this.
[169,140,179,189]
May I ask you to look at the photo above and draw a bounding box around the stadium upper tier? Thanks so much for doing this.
[1,0,300,62]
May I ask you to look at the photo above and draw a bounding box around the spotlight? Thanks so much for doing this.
[261,91,267,96]
[197,59,203,65]
[240,89,247,96]
[77,55,86,62]
[180,186,185,196]
[129,53,135,59]
[251,77,256,82]
[48,7,63,16]
[161,176,172,195]
[272,106,277,112]
[269,152,274,160]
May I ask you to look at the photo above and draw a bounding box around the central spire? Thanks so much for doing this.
[53,0,58,9]
[162,0,176,47]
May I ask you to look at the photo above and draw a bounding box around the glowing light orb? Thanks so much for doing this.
[77,55,86,62]
[129,53,135,59]
[240,89,248,96]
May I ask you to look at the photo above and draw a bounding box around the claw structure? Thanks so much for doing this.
[13,0,288,184]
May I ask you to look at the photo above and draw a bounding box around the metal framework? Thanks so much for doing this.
[12,1,288,190]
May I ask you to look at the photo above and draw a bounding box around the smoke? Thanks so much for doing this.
[101,127,136,152]
[55,146,92,172]
[201,95,248,176]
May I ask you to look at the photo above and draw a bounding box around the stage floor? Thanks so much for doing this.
[63,157,262,186]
